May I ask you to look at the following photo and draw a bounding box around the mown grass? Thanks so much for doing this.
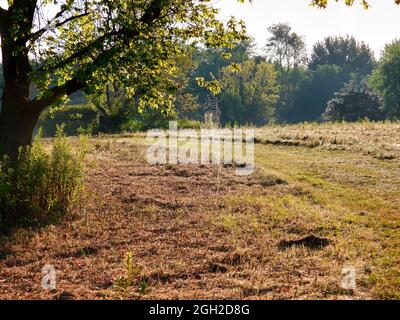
[254,121,400,160]
[1,122,399,300]
[212,140,400,299]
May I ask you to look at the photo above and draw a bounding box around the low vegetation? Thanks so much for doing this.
[0,128,87,230]
[1,122,399,299]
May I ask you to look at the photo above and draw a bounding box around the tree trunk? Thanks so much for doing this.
[0,34,41,162]
[0,106,40,162]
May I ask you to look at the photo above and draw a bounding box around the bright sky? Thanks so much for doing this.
[0,0,398,58]
[214,0,400,58]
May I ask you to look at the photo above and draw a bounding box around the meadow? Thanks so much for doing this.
[1,122,399,300]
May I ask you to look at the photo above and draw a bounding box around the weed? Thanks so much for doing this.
[0,126,87,229]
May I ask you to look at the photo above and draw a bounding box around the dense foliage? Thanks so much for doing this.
[220,60,279,126]
[322,83,384,122]
[369,41,400,119]
[0,0,248,160]
[0,129,87,229]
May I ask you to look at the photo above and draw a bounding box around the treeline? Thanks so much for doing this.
[18,23,400,136]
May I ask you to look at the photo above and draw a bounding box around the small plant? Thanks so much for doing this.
[0,126,87,229]
[139,280,148,295]
[125,251,141,287]
[114,251,147,295]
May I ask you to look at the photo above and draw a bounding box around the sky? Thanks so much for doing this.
[214,0,400,58]
[0,0,398,59]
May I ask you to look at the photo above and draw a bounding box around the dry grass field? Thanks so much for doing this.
[1,122,400,300]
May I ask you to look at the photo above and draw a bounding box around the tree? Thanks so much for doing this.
[0,0,246,160]
[288,65,344,122]
[322,82,384,122]
[309,36,375,82]
[369,40,400,119]
[0,63,3,98]
[265,23,307,72]
[220,60,279,126]
[265,23,307,121]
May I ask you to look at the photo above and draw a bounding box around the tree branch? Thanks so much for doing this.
[35,30,120,75]
[27,10,90,44]
[32,0,168,112]
[30,77,84,113]
[36,0,168,75]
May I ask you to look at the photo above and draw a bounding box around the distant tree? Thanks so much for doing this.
[192,39,255,87]
[186,40,255,119]
[174,93,201,119]
[322,82,384,122]
[309,36,375,81]
[220,60,279,126]
[288,65,344,123]
[369,40,400,119]
[265,23,307,121]
[265,23,307,72]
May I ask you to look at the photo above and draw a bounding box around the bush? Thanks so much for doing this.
[0,128,87,229]
[177,119,203,130]
[37,104,99,137]
[322,83,384,122]
[119,119,144,133]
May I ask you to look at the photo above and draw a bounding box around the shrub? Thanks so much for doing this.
[0,128,87,229]
[119,119,144,133]
[36,104,99,137]
[322,83,384,122]
[177,119,203,130]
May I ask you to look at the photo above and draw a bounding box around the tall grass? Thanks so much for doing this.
[0,127,87,229]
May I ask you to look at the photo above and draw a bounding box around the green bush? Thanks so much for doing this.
[119,119,144,133]
[0,128,87,229]
[37,104,99,137]
[177,119,203,130]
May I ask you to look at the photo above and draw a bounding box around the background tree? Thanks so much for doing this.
[265,23,307,121]
[309,35,375,82]
[0,0,246,160]
[322,82,384,122]
[369,40,400,119]
[288,64,343,122]
[189,39,255,107]
[265,23,307,72]
[220,60,279,126]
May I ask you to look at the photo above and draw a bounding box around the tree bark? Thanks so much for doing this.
[0,2,40,162]
[0,104,40,162]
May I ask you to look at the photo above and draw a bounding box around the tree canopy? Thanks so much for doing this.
[0,0,247,159]
[369,40,400,119]
[309,36,375,81]
[0,0,246,111]
[220,59,279,126]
